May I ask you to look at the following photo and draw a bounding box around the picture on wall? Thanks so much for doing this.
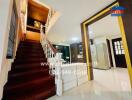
[6,1,18,59]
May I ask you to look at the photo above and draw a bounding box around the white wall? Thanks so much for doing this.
[0,0,21,99]
[94,36,107,44]
[0,0,13,98]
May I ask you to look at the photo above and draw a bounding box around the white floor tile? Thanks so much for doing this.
[48,68,132,100]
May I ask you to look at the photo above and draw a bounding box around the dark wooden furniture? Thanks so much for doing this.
[70,43,84,63]
[112,38,127,68]
[53,45,70,63]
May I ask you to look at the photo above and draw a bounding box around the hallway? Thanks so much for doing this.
[1,0,132,99]
[48,68,131,100]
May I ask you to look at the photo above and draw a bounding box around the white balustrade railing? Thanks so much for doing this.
[45,8,56,33]
[40,25,63,96]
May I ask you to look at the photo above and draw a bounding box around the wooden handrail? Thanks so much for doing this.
[27,25,40,30]
[46,39,57,54]
[40,24,57,55]
[40,9,63,96]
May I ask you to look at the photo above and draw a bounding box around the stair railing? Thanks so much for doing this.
[45,7,56,33]
[40,24,63,96]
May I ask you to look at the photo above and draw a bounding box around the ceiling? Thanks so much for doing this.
[28,0,49,23]
[39,0,116,44]
[88,14,121,39]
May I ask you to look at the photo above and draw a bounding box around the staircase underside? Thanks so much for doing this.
[2,40,56,100]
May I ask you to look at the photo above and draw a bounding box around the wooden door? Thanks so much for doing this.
[112,38,127,68]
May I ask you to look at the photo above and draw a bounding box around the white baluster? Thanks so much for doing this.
[55,53,63,96]
[40,24,63,96]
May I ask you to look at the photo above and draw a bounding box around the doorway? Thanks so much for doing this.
[87,12,131,91]
[112,38,127,68]
[81,1,132,87]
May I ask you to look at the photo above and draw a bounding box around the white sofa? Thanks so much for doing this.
[61,63,88,92]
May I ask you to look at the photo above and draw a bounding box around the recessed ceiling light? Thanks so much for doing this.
[71,37,78,41]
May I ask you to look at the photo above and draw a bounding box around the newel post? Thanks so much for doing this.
[55,53,63,96]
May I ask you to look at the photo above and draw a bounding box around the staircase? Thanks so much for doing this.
[2,40,56,100]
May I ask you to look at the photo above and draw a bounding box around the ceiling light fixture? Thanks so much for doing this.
[71,37,78,41]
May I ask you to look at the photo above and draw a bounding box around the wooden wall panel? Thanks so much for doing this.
[81,24,86,63]
[70,43,84,63]
[118,0,132,64]
[26,31,40,41]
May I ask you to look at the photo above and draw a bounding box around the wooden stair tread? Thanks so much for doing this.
[5,76,54,91]
[14,58,47,63]
[9,69,49,76]
[10,66,49,73]
[3,85,56,100]
[12,63,48,68]
[2,40,56,99]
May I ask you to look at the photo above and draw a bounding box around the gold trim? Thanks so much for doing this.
[118,15,132,87]
[82,2,132,86]
[84,2,118,25]
[83,24,91,80]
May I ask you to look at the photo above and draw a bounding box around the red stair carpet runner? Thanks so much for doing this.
[2,40,56,100]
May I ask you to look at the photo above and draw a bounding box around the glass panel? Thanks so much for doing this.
[119,50,122,55]
[122,50,125,54]
[116,50,119,55]
[117,41,120,45]
[115,46,118,50]
[117,46,121,50]
[114,42,117,46]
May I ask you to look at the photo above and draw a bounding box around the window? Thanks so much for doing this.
[114,40,124,55]
[6,1,18,59]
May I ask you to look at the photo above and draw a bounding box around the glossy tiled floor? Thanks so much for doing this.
[48,68,132,100]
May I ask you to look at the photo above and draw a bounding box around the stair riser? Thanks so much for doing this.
[3,40,56,100]
[19,42,41,46]
[40,87,56,100]
[4,79,55,98]
[17,47,43,51]
[16,54,46,59]
[8,71,50,84]
[18,46,42,50]
[14,58,47,62]
[10,67,49,74]
[15,56,45,59]
[17,50,44,53]
[19,45,42,49]
[3,86,56,100]
[13,60,47,65]
[20,42,41,45]
[12,64,49,69]
[16,51,44,54]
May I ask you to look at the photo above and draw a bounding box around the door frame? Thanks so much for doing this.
[81,1,132,87]
[112,38,127,68]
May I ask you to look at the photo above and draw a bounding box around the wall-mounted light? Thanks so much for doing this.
[34,21,41,28]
